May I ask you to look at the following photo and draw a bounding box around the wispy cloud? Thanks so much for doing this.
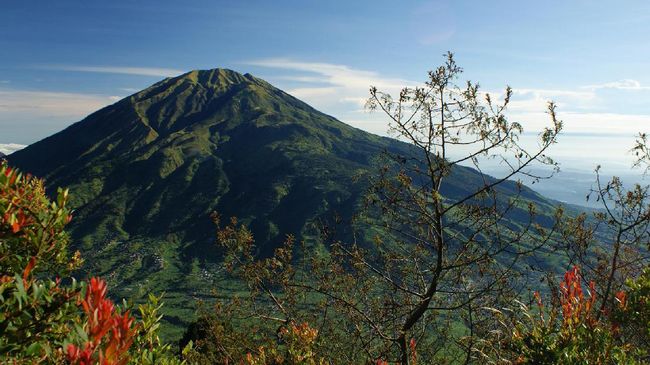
[35,65,184,78]
[245,58,416,135]
[0,143,26,155]
[493,86,649,137]
[0,90,118,117]
[0,89,128,145]
[119,87,141,93]
[506,88,597,113]
[500,87,650,170]
[582,79,650,91]
[9,58,641,168]
[508,110,650,136]
[248,58,413,93]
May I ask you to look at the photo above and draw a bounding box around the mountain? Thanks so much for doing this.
[8,69,559,337]
[0,151,5,158]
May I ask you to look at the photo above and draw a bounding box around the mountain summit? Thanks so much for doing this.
[8,69,556,336]
[11,68,367,177]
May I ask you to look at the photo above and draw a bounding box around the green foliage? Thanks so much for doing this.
[0,162,78,277]
[0,161,83,362]
[614,268,650,358]
[0,161,186,364]
[130,293,191,365]
[173,59,648,364]
[181,311,327,365]
[3,61,649,364]
[0,274,82,363]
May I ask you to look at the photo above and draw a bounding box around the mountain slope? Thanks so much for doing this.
[8,69,559,337]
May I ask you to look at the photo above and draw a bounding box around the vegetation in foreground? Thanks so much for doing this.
[0,162,190,364]
[1,159,649,364]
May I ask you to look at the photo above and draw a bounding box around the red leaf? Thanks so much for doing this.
[22,257,36,286]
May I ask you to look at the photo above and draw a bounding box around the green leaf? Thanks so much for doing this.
[25,342,42,356]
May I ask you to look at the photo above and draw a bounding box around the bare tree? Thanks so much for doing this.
[301,52,565,363]
[192,53,565,364]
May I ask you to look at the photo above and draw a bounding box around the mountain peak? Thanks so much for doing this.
[133,67,262,101]
[115,66,336,141]
[176,68,257,88]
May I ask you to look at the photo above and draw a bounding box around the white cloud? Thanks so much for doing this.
[508,109,650,136]
[514,88,595,101]
[503,102,650,172]
[504,88,597,114]
[479,84,650,145]
[247,59,650,158]
[272,75,331,83]
[498,86,650,137]
[284,86,341,99]
[247,58,414,106]
[0,143,26,155]
[583,79,650,91]
[245,58,417,135]
[0,89,128,144]
[36,65,184,78]
[0,90,118,117]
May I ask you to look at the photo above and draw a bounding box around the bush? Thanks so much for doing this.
[613,268,650,361]
[0,161,187,364]
[477,266,648,364]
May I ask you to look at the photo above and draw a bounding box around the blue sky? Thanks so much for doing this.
[2,1,650,172]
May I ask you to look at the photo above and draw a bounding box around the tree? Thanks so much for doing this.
[192,53,565,364]
[311,51,563,363]
[560,134,650,315]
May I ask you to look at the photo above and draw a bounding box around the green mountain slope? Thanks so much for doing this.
[8,69,559,337]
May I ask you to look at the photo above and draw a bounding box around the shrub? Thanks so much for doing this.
[477,266,647,364]
[0,161,186,364]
